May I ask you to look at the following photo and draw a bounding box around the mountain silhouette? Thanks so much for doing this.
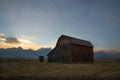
[0,47,51,59]
[0,47,120,59]
[94,51,120,59]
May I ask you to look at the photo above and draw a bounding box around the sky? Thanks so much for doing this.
[0,0,120,51]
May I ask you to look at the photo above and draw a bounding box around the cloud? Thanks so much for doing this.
[18,35,35,44]
[0,33,6,39]
[5,37,21,44]
[0,33,21,44]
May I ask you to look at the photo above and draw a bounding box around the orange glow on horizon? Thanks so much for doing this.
[0,43,54,50]
[94,48,120,53]
[0,43,119,52]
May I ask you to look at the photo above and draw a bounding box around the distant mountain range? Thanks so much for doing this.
[94,51,120,60]
[0,47,51,59]
[0,47,120,60]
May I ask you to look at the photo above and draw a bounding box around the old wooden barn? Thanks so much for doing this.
[47,35,94,63]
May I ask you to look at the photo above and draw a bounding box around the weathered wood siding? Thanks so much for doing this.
[48,48,57,62]
[48,44,70,63]
[70,44,93,63]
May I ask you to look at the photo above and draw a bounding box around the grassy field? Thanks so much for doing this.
[0,59,120,80]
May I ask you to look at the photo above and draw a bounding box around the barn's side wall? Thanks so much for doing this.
[62,44,71,63]
[48,44,70,63]
[70,44,93,63]
[48,47,57,62]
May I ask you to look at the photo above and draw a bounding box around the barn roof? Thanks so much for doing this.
[58,35,93,47]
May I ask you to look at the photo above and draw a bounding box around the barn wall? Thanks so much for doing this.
[56,44,70,63]
[70,44,93,63]
[48,48,57,62]
[62,44,71,63]
[48,44,71,63]
[48,44,93,63]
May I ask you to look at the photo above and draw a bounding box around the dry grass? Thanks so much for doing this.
[0,59,120,80]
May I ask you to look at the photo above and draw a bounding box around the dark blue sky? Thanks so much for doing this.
[0,0,120,51]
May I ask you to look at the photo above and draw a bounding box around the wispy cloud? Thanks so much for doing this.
[18,35,34,44]
[0,33,21,44]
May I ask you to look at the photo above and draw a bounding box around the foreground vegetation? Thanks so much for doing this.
[0,59,120,80]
